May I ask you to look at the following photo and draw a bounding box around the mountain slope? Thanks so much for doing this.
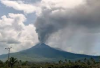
[0,43,99,62]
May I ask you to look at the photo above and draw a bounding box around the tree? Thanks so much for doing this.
[90,58,95,64]
[0,60,3,67]
[59,60,63,64]
[78,60,81,63]
[9,57,17,68]
[68,60,72,64]
[22,61,29,66]
[65,59,67,63]
[84,58,87,63]
[87,60,91,65]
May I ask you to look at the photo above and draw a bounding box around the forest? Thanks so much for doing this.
[0,57,100,68]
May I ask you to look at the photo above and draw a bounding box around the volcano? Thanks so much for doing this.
[0,43,99,62]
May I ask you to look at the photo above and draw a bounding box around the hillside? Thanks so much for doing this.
[0,43,99,62]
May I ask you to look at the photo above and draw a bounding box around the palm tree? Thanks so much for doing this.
[84,58,87,63]
[9,57,17,68]
[59,60,63,64]
[68,60,71,64]
[0,60,3,67]
[65,59,67,63]
[78,60,81,63]
[18,60,22,66]
[90,58,95,64]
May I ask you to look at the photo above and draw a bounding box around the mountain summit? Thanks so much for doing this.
[0,43,99,62]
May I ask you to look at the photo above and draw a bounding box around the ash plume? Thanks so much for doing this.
[35,0,100,55]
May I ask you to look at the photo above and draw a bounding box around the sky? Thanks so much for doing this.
[0,0,100,56]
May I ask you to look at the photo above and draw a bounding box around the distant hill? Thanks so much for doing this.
[0,43,99,62]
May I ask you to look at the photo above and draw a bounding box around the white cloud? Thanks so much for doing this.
[1,0,38,14]
[0,13,39,55]
[41,0,85,9]
[1,0,85,15]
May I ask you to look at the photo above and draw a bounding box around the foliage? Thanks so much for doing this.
[9,57,17,68]
[0,57,100,68]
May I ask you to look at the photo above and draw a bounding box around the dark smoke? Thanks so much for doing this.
[35,8,70,42]
[34,0,100,55]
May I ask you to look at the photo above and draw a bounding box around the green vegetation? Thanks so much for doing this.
[0,57,100,68]
[0,43,99,62]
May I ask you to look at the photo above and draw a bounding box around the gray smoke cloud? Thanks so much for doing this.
[35,0,100,55]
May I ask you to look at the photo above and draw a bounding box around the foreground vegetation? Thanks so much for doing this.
[0,57,100,68]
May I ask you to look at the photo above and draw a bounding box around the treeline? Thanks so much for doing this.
[0,57,100,68]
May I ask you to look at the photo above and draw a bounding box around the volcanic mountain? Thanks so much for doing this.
[0,43,99,62]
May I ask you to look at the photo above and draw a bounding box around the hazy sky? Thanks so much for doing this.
[0,0,100,56]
